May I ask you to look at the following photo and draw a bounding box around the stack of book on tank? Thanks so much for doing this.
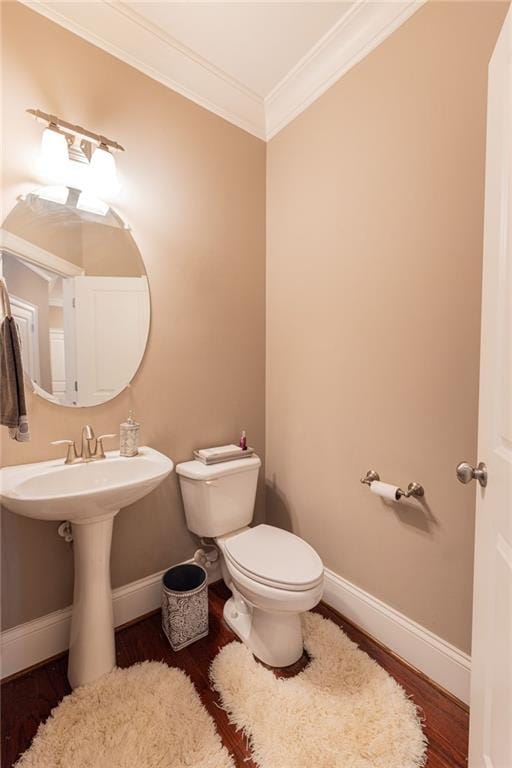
[194,444,254,465]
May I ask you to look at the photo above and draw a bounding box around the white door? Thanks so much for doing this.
[49,328,65,397]
[468,8,512,768]
[67,275,149,406]
[9,294,41,385]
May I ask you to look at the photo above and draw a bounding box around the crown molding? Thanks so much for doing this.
[18,0,266,139]
[18,0,425,142]
[265,0,427,139]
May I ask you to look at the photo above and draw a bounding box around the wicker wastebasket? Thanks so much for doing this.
[161,563,208,650]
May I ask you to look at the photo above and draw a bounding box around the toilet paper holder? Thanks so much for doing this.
[360,470,424,499]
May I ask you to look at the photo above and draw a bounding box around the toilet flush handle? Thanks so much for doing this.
[205,480,219,486]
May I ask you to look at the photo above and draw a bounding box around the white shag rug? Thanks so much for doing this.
[16,661,234,768]
[210,612,427,768]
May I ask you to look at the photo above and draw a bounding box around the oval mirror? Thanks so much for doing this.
[0,186,150,407]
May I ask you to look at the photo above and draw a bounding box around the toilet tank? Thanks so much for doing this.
[176,456,261,538]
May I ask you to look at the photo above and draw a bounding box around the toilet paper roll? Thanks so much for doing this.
[370,481,400,501]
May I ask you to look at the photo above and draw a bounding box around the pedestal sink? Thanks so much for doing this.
[0,447,173,688]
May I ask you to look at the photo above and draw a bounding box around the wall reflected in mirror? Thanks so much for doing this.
[0,186,150,407]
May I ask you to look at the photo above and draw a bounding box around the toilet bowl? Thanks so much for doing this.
[176,455,324,667]
[217,524,323,666]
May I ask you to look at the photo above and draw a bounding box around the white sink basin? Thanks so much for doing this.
[0,447,173,521]
[0,446,173,689]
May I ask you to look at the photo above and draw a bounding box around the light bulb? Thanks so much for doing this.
[89,144,120,198]
[39,125,68,182]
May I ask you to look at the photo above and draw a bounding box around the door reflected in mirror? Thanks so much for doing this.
[0,186,150,407]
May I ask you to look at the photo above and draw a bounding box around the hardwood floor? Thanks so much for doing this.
[1,582,469,768]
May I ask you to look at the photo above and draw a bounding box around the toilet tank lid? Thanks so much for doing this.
[176,455,261,480]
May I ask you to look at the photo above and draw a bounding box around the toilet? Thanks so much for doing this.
[176,455,324,667]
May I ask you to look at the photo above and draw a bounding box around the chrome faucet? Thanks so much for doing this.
[51,426,116,464]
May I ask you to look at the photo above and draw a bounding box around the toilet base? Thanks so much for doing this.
[223,596,304,668]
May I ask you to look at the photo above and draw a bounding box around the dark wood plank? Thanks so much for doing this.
[1,581,468,768]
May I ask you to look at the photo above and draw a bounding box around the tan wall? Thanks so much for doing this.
[1,2,266,630]
[266,1,507,654]
[1,0,506,653]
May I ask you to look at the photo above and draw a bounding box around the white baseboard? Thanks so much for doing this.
[323,568,471,705]
[2,561,470,704]
[1,559,221,680]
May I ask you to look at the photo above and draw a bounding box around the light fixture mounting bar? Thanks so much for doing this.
[27,108,125,152]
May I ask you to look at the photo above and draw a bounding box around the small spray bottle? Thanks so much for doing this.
[239,430,247,451]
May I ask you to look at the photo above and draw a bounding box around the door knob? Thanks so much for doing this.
[456,461,487,488]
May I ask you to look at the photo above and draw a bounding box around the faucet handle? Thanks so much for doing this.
[93,434,117,460]
[50,439,79,464]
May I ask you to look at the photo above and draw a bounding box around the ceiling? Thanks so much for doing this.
[20,1,424,140]
[127,3,352,97]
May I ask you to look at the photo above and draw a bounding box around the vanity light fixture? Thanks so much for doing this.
[28,108,124,199]
[33,185,110,217]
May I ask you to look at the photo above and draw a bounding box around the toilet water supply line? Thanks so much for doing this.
[57,522,218,570]
[194,542,219,571]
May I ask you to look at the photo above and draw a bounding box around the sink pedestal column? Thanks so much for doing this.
[68,511,118,689]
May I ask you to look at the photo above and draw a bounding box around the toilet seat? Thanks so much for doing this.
[222,524,323,593]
